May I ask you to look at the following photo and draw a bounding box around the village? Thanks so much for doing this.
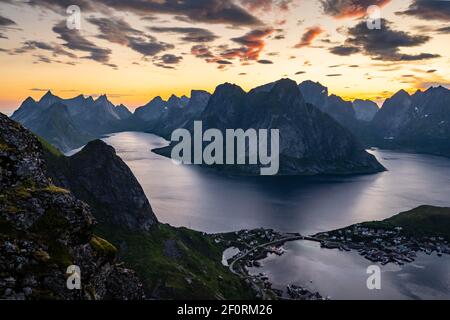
[213,225,450,300]
[212,229,327,300]
[315,224,450,265]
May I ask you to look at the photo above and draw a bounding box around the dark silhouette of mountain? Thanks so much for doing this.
[353,99,379,122]
[129,91,210,138]
[299,80,357,128]
[155,79,385,175]
[371,86,450,156]
[11,92,130,152]
[45,140,158,231]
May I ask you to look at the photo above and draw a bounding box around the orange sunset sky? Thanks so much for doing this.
[0,0,449,113]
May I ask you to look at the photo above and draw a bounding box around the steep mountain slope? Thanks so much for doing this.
[20,103,94,153]
[353,99,379,122]
[370,86,450,157]
[40,132,255,299]
[44,140,158,231]
[156,79,385,175]
[299,80,357,128]
[11,92,129,153]
[0,113,145,300]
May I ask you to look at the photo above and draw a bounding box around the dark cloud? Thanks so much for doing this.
[436,26,450,34]
[397,0,450,21]
[257,59,273,64]
[158,54,183,64]
[294,26,324,48]
[329,45,361,56]
[427,69,437,73]
[321,0,391,18]
[240,0,293,11]
[148,27,218,43]
[0,15,16,26]
[52,21,113,65]
[331,19,440,61]
[153,53,183,69]
[12,40,77,58]
[295,71,306,75]
[24,0,262,26]
[88,17,174,56]
[0,14,17,39]
[326,74,342,77]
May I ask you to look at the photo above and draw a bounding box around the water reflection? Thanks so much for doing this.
[103,132,450,235]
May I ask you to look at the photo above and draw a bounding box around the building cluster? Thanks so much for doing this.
[317,225,449,265]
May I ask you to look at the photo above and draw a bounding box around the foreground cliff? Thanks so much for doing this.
[0,113,145,300]
[38,130,255,299]
[1,113,255,300]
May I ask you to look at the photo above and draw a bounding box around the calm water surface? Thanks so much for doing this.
[100,132,450,299]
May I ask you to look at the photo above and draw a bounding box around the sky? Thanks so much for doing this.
[0,0,449,112]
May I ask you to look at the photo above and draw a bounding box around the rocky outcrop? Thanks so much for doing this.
[45,140,158,232]
[0,113,145,300]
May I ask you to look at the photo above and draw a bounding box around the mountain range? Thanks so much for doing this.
[9,78,450,171]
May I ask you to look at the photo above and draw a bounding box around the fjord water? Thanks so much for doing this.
[102,131,450,235]
[101,132,450,300]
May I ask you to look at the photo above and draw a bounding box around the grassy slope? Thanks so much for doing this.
[360,205,450,240]
[96,223,255,300]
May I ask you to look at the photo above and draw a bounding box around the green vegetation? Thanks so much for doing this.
[42,185,70,194]
[360,205,450,240]
[90,235,118,259]
[0,136,13,151]
[96,223,256,300]
[37,135,63,158]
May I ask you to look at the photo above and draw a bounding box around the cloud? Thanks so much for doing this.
[257,59,273,64]
[87,17,174,57]
[0,15,16,26]
[158,54,183,64]
[436,26,450,34]
[239,0,293,12]
[0,14,17,39]
[22,0,262,26]
[331,19,440,61]
[52,21,113,65]
[11,40,77,58]
[295,71,306,74]
[329,45,361,56]
[397,0,450,21]
[321,0,391,18]
[191,45,215,59]
[326,73,342,77]
[221,28,274,62]
[153,54,183,69]
[148,27,218,43]
[29,88,51,92]
[294,26,324,48]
